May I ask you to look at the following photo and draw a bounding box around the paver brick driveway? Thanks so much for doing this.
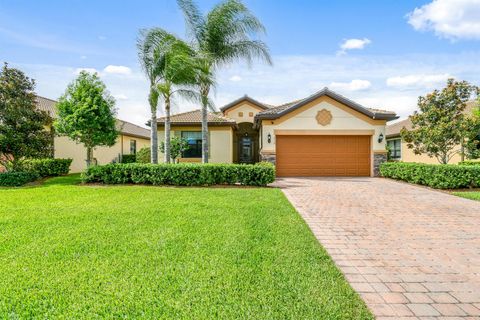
[275,177,480,319]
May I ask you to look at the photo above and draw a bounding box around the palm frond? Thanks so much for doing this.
[216,39,272,67]
[176,0,205,45]
[137,29,157,84]
[138,27,199,89]
[197,0,271,67]
[207,0,265,36]
[180,89,216,111]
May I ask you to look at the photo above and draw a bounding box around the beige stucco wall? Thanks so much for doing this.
[260,97,387,154]
[224,102,263,124]
[54,136,91,173]
[389,138,463,164]
[121,135,150,154]
[157,126,233,163]
[54,134,150,173]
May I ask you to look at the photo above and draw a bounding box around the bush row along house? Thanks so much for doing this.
[36,96,150,173]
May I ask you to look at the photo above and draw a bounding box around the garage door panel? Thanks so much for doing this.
[276,135,371,177]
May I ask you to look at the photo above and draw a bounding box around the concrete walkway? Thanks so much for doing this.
[275,177,480,319]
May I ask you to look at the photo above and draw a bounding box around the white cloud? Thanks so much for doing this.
[103,65,132,75]
[338,38,371,55]
[113,94,128,100]
[229,75,242,82]
[74,67,98,75]
[386,73,451,88]
[407,0,480,40]
[329,79,372,91]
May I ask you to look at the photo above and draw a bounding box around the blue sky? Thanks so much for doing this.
[1,0,480,126]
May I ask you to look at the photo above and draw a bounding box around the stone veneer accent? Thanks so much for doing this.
[373,153,387,177]
[260,152,276,165]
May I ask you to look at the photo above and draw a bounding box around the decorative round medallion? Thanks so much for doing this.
[316,109,332,126]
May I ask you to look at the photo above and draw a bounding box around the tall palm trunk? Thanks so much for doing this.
[164,95,171,163]
[201,86,210,163]
[150,108,158,164]
[149,87,159,164]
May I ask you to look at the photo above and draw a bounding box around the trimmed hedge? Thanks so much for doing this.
[0,171,39,187]
[121,154,136,164]
[82,162,276,186]
[380,162,480,189]
[21,158,72,177]
[459,160,480,166]
[136,147,150,163]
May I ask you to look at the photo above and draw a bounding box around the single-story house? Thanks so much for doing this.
[37,96,151,172]
[386,101,478,164]
[157,88,398,177]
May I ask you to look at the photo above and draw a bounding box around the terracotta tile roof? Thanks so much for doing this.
[35,96,58,117]
[116,120,150,139]
[386,100,479,138]
[255,88,398,121]
[385,118,413,138]
[157,109,236,126]
[254,99,304,115]
[35,95,150,139]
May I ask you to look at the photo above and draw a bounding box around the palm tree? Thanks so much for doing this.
[137,28,200,163]
[177,0,272,163]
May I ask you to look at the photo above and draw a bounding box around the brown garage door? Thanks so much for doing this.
[276,135,371,177]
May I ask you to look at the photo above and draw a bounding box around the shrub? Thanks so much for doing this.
[82,162,276,187]
[121,154,136,164]
[136,147,150,163]
[0,171,39,187]
[380,162,480,189]
[459,160,480,166]
[21,158,72,177]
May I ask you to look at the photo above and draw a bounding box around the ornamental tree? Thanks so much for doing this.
[464,99,480,160]
[55,71,118,167]
[401,79,480,164]
[160,136,189,163]
[0,63,53,171]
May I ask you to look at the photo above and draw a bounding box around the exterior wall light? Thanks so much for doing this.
[267,133,272,143]
[378,133,384,143]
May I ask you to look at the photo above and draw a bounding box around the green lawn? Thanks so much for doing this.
[452,191,480,201]
[0,175,371,319]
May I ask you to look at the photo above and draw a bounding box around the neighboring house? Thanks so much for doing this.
[386,101,478,164]
[157,88,398,177]
[36,96,150,173]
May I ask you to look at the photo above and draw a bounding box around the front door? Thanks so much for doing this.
[239,137,253,163]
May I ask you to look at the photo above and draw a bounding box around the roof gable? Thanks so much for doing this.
[219,96,269,113]
[255,88,398,122]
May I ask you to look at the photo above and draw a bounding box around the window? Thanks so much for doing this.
[387,139,401,160]
[181,131,202,158]
[130,139,137,154]
[249,112,254,117]
[238,112,243,117]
